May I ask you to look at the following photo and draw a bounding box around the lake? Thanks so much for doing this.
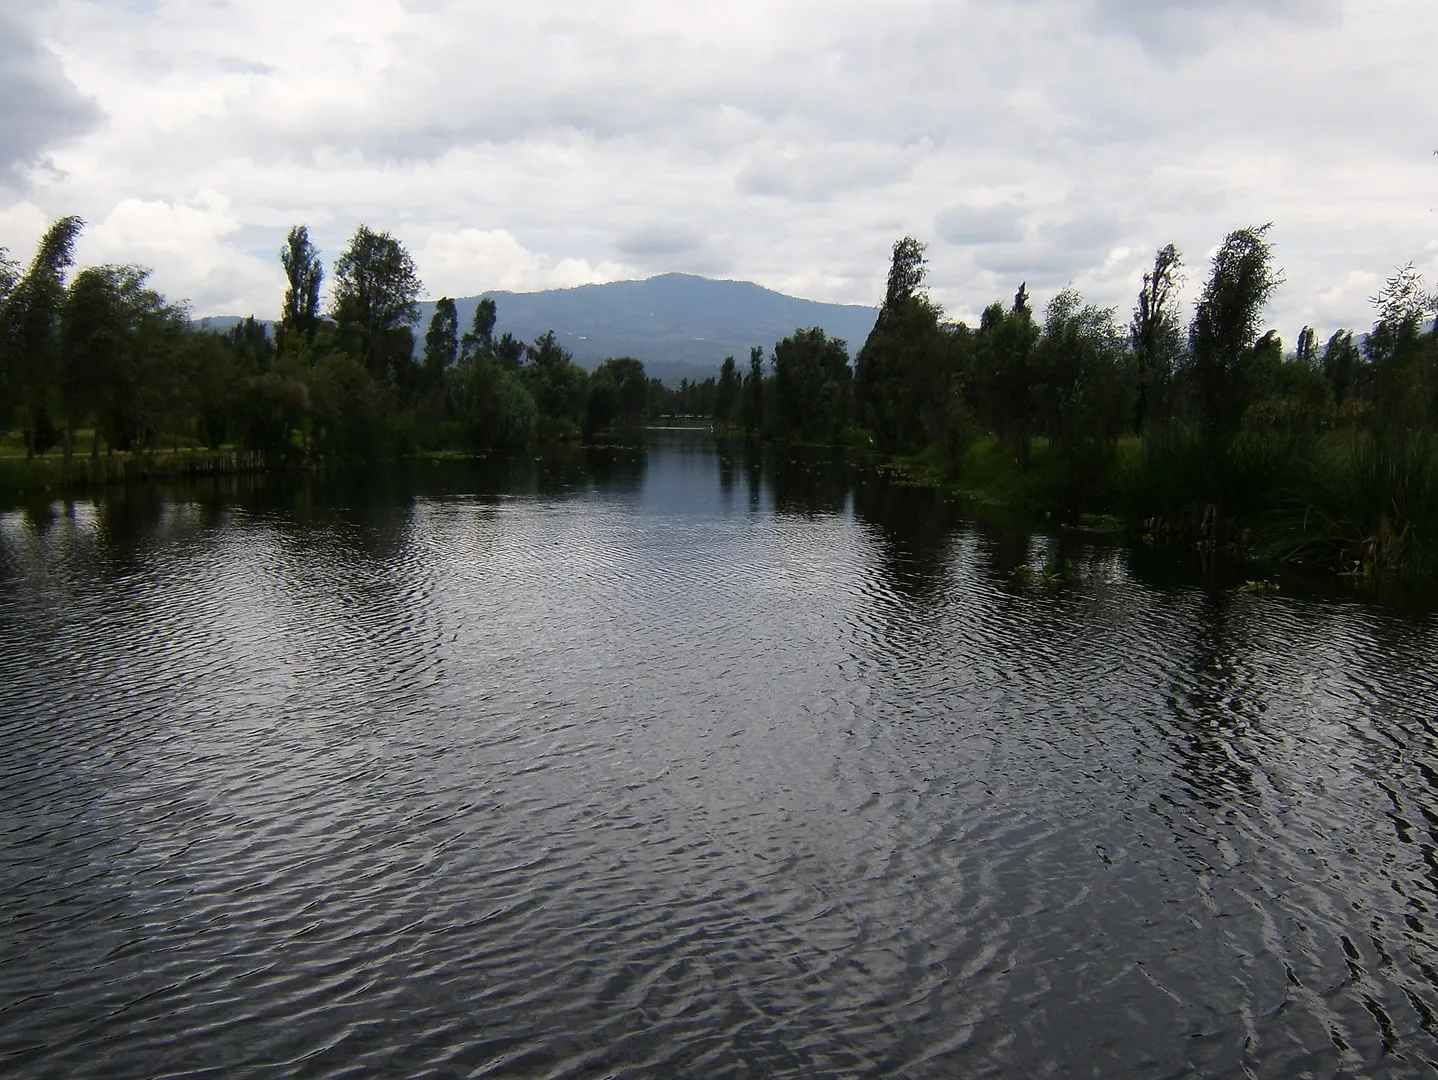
[2,432,1437,1078]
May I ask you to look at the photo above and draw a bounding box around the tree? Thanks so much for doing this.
[772,328,851,442]
[1364,263,1436,430]
[1187,224,1282,440]
[1130,243,1183,434]
[1321,329,1363,408]
[330,224,422,382]
[595,356,647,425]
[278,225,323,351]
[883,235,927,312]
[973,283,1040,469]
[1034,289,1133,454]
[460,297,497,362]
[0,216,84,456]
[0,248,20,432]
[714,355,740,426]
[60,264,189,456]
[525,329,587,434]
[423,297,459,394]
[741,345,766,434]
[856,234,958,455]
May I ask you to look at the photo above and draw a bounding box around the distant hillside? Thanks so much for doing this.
[197,274,879,386]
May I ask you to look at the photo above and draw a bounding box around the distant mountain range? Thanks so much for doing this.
[196,273,879,386]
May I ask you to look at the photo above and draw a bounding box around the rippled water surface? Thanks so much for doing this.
[4,434,1438,1078]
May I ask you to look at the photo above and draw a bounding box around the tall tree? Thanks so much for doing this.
[1187,224,1282,440]
[0,216,84,456]
[0,248,20,432]
[714,355,741,426]
[973,283,1040,469]
[772,328,851,442]
[60,264,186,457]
[856,234,949,453]
[1364,263,1436,430]
[278,225,323,351]
[460,297,497,362]
[423,297,459,391]
[1129,243,1182,434]
[741,345,766,434]
[883,236,927,312]
[330,224,422,381]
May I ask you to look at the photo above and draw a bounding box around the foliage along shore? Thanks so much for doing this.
[2,214,1436,578]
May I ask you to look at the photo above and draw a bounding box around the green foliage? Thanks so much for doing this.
[1129,244,1184,433]
[714,355,740,426]
[330,224,422,382]
[0,216,84,456]
[1259,430,1438,577]
[61,264,187,456]
[772,327,851,442]
[422,297,459,405]
[308,351,381,461]
[460,298,497,362]
[973,285,1041,469]
[279,225,323,351]
[741,346,765,434]
[1187,224,1282,440]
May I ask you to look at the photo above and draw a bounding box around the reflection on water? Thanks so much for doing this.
[2,431,1438,1078]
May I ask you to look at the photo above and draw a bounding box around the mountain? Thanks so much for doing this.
[196,274,879,386]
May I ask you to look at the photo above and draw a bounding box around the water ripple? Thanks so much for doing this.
[2,453,1437,1077]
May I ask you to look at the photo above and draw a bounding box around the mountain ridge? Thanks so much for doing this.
[196,272,879,386]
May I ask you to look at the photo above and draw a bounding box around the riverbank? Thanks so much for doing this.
[879,429,1438,580]
[0,449,270,498]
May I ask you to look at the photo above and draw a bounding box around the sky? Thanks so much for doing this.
[0,0,1435,340]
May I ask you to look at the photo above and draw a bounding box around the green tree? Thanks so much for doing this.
[741,345,766,434]
[595,356,647,425]
[1187,224,1282,440]
[1129,243,1183,433]
[856,235,947,453]
[278,225,323,352]
[974,283,1040,469]
[330,224,422,382]
[525,330,587,435]
[460,297,497,362]
[1033,288,1134,459]
[423,297,459,395]
[1364,263,1435,430]
[714,355,740,426]
[0,216,84,456]
[772,327,851,442]
[1321,329,1363,411]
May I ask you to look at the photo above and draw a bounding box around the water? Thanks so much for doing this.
[2,433,1438,1078]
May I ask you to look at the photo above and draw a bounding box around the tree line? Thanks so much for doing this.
[0,218,698,462]
[717,227,1436,457]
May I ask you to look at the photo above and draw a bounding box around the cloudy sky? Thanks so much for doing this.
[1,0,1434,339]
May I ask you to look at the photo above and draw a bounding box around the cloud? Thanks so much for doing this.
[0,3,102,181]
[0,0,1428,339]
[417,228,630,298]
[79,191,282,316]
[936,204,1028,246]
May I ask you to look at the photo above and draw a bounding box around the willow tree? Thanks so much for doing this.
[1130,243,1183,434]
[1188,224,1281,440]
[0,216,84,456]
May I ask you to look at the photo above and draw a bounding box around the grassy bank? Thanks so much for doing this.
[882,428,1438,580]
[0,449,268,498]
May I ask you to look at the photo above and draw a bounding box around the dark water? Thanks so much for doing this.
[3,434,1438,1078]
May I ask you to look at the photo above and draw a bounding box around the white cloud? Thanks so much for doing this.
[0,0,1426,339]
[418,228,630,296]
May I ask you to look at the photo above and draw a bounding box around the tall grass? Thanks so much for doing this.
[1259,431,1438,577]
[1123,426,1310,543]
